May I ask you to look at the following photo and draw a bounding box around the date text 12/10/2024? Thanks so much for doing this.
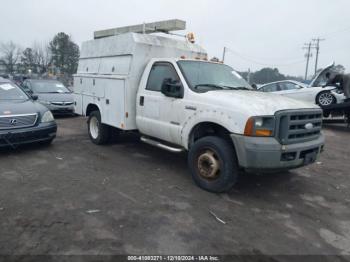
[127,256,220,261]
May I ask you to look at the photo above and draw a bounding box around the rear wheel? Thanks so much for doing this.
[188,136,238,193]
[88,111,110,145]
[316,91,336,106]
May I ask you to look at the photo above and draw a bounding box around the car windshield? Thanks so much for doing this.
[31,81,70,93]
[177,61,252,92]
[0,82,29,100]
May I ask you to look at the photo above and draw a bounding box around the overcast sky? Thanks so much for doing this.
[1,0,349,77]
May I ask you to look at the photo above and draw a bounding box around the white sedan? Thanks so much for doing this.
[258,65,345,106]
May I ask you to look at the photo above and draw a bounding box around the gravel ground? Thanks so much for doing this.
[0,117,349,259]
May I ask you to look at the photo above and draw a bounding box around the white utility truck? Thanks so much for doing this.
[74,20,325,192]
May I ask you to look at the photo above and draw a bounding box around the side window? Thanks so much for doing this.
[280,82,299,91]
[262,84,278,92]
[146,63,180,92]
[22,81,30,92]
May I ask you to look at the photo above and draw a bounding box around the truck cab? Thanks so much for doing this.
[74,20,325,193]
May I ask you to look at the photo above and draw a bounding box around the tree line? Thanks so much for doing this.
[239,65,346,85]
[0,32,80,77]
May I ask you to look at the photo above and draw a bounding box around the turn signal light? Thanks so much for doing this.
[244,117,254,136]
[255,129,273,137]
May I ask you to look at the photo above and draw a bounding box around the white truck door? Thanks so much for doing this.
[137,62,183,144]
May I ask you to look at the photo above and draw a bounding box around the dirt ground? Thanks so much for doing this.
[0,117,349,258]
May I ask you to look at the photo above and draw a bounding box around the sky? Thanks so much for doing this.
[0,0,349,77]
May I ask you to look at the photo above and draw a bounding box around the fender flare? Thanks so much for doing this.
[180,109,242,149]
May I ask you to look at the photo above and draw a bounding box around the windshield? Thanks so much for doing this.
[31,81,70,93]
[177,61,252,92]
[0,82,29,100]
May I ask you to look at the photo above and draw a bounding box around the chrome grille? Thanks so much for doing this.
[0,114,38,130]
[276,109,323,144]
[50,102,74,106]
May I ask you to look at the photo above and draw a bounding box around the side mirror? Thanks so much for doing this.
[161,78,183,98]
[31,95,38,101]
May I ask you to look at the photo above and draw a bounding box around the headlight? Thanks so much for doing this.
[41,111,55,123]
[244,116,275,137]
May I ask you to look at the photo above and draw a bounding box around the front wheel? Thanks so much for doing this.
[88,111,110,145]
[188,136,239,193]
[316,91,336,107]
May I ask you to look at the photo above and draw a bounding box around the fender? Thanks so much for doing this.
[180,108,246,149]
[85,102,103,119]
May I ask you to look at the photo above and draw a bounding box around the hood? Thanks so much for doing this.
[200,90,320,116]
[309,62,334,87]
[36,92,74,102]
[0,99,48,115]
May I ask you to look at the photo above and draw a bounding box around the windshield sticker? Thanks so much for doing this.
[56,84,64,88]
[0,84,15,91]
[232,71,243,79]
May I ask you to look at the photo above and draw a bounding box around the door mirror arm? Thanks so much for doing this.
[31,94,38,101]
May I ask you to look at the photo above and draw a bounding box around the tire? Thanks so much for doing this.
[188,136,239,193]
[87,111,110,145]
[316,91,336,107]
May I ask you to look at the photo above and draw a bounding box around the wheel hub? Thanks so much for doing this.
[319,93,334,106]
[90,117,99,139]
[197,150,220,179]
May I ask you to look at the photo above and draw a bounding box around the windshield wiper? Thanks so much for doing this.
[194,84,224,90]
[222,85,251,90]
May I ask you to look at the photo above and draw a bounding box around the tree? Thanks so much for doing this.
[49,32,79,75]
[250,68,286,84]
[0,41,21,74]
[333,64,346,74]
[32,42,51,74]
[21,48,36,73]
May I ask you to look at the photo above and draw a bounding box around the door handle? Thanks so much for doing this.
[140,96,144,106]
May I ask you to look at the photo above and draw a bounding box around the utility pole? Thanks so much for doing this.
[303,42,313,80]
[247,68,251,84]
[222,47,227,63]
[312,38,325,74]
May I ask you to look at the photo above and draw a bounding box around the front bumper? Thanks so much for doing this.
[332,91,346,104]
[230,133,325,172]
[0,122,57,147]
[46,104,75,115]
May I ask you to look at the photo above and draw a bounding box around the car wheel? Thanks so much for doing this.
[88,111,110,145]
[188,136,238,193]
[316,91,336,106]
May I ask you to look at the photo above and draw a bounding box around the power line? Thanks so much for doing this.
[319,26,350,39]
[223,47,306,67]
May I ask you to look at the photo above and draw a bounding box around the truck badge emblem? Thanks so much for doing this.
[305,123,313,130]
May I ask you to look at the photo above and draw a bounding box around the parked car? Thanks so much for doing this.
[0,77,57,148]
[258,65,345,106]
[22,79,75,115]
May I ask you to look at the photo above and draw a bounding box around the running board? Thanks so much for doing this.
[140,137,184,153]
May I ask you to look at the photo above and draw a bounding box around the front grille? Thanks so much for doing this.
[51,102,74,106]
[276,109,323,144]
[0,114,38,130]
